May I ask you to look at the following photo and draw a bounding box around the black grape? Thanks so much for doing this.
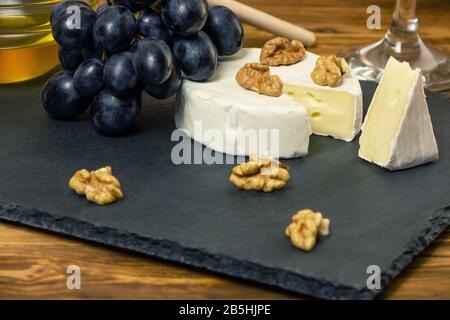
[172,31,218,81]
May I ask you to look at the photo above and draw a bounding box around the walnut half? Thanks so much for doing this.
[285,209,330,251]
[229,155,290,192]
[311,55,351,87]
[260,37,306,66]
[69,166,123,205]
[236,63,283,97]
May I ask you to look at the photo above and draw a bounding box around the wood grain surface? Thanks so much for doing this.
[0,0,449,300]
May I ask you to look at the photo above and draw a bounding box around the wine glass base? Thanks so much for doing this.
[339,36,450,92]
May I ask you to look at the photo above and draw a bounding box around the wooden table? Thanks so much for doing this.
[0,0,449,300]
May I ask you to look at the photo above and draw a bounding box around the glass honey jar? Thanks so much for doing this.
[0,0,100,84]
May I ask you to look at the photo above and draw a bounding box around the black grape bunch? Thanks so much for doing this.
[42,0,244,136]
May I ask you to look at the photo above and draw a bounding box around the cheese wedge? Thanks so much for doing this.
[358,57,439,170]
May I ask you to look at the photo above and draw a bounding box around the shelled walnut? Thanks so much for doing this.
[236,63,283,97]
[260,37,306,66]
[285,209,330,251]
[229,155,290,192]
[311,55,351,87]
[69,166,123,205]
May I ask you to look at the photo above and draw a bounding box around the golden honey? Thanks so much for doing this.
[0,0,100,84]
[0,1,60,84]
[0,42,60,84]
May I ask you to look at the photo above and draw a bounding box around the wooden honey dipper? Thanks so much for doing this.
[208,0,316,47]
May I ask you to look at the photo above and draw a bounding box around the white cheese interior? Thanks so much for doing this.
[284,86,357,141]
[359,58,417,165]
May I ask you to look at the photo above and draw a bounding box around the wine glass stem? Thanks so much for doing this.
[395,0,416,22]
[386,0,419,50]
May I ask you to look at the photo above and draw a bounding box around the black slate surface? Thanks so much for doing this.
[0,79,449,300]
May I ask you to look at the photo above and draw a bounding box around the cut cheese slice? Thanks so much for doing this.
[358,57,439,170]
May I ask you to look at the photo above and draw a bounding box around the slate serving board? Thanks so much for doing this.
[0,78,449,300]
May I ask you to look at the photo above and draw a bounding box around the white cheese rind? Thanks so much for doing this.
[358,57,439,170]
[175,49,311,158]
